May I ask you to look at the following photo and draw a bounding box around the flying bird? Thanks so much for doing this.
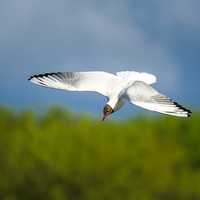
[28,71,191,120]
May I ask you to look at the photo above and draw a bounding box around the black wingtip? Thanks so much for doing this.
[173,101,192,118]
[28,74,39,81]
[28,74,40,81]
[28,72,60,81]
[187,110,192,118]
[28,73,46,81]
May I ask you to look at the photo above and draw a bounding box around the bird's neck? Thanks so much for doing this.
[107,97,119,110]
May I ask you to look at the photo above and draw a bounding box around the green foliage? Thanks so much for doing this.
[0,106,200,200]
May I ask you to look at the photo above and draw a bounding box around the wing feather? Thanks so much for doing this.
[125,81,191,117]
[116,71,157,85]
[28,71,120,97]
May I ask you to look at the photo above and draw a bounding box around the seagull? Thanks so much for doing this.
[28,71,192,120]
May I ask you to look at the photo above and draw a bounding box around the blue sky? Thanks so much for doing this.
[0,0,199,118]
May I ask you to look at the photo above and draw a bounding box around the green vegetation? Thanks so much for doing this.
[0,106,200,200]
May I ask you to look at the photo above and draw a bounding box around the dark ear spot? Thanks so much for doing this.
[103,105,113,115]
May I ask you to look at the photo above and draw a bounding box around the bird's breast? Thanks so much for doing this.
[114,98,126,112]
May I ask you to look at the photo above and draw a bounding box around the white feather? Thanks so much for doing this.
[29,71,121,97]
[116,71,157,85]
[125,81,191,118]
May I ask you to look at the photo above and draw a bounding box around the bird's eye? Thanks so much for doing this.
[104,106,109,113]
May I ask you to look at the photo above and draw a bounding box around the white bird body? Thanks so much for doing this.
[29,70,191,119]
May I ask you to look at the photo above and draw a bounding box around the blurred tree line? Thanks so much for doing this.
[0,106,200,200]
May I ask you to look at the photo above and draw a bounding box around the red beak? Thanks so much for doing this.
[102,115,106,121]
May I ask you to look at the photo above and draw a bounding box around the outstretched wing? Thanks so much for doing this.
[116,71,157,85]
[28,71,120,97]
[125,81,191,117]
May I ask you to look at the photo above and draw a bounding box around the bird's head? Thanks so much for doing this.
[102,104,114,121]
